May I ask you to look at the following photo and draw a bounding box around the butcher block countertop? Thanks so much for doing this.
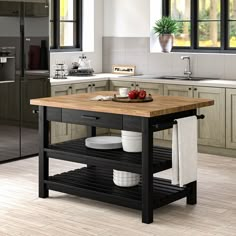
[30,91,214,118]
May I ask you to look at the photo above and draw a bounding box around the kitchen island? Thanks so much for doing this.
[30,91,214,224]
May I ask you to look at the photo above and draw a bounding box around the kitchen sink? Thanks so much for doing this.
[154,76,218,81]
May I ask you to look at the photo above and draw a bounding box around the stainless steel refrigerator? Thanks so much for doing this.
[0,0,50,162]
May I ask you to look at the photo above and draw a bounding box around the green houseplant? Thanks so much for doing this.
[153,16,178,53]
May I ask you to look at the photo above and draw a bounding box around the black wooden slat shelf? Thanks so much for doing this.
[46,167,188,210]
[46,138,172,174]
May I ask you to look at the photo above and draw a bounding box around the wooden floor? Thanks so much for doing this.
[0,153,235,236]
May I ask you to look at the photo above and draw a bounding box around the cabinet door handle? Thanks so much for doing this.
[88,84,91,87]
[136,84,139,87]
[32,109,39,114]
[131,84,134,86]
[189,88,192,90]
[194,88,197,91]
[81,115,99,120]
[92,84,95,86]
[69,86,72,89]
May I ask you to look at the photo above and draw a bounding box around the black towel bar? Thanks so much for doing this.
[173,114,205,125]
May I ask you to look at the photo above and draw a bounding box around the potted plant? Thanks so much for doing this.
[153,16,178,53]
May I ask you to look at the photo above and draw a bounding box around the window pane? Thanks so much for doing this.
[198,0,221,20]
[174,21,191,46]
[170,0,190,20]
[60,22,74,47]
[229,21,236,47]
[60,0,75,20]
[198,21,221,47]
[229,0,236,20]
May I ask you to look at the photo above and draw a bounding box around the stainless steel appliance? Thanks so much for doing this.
[0,1,49,162]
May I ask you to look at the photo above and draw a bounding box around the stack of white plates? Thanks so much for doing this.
[113,170,140,187]
[85,136,122,150]
[121,130,142,153]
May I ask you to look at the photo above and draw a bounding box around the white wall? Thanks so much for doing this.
[103,0,236,80]
[104,0,150,37]
[50,0,104,74]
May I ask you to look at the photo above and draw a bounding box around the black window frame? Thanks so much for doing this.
[162,0,236,53]
[50,0,82,51]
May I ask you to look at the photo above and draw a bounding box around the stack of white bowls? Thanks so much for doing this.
[121,130,142,153]
[113,170,140,187]
[113,131,142,187]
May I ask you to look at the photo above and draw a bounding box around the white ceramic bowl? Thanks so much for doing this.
[122,136,142,153]
[121,130,142,137]
[113,170,140,187]
[113,170,140,178]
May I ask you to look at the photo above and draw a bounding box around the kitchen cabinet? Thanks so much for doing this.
[110,80,136,91]
[164,84,193,97]
[0,1,48,17]
[226,89,236,149]
[110,81,164,138]
[163,85,192,140]
[21,77,49,128]
[194,86,225,148]
[51,84,72,144]
[51,80,108,143]
[163,84,226,148]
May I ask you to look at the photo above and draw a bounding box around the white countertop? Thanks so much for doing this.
[50,73,128,85]
[50,73,236,88]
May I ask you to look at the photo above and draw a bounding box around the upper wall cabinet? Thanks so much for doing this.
[0,1,48,17]
[25,2,48,17]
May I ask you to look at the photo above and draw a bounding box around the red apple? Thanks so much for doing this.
[138,90,146,99]
[128,90,136,99]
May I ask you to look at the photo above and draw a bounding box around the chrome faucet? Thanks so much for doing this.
[181,56,192,79]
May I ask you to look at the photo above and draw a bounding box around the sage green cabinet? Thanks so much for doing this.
[226,89,236,149]
[163,84,226,148]
[110,80,136,91]
[194,86,225,148]
[51,84,72,144]
[163,85,193,140]
[51,80,108,143]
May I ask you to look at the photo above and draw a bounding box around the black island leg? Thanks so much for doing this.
[186,181,197,205]
[142,118,154,224]
[39,106,49,198]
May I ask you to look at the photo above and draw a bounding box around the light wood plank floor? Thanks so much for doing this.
[0,153,235,236]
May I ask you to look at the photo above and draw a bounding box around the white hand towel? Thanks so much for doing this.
[172,116,198,187]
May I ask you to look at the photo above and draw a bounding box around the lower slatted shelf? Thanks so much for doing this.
[46,139,172,174]
[46,167,188,210]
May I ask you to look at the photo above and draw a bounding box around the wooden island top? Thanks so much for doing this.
[30,91,214,118]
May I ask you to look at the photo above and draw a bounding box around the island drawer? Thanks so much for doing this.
[62,109,123,129]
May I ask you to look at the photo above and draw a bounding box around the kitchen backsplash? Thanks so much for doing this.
[103,37,236,80]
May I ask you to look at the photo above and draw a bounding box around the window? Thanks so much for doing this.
[162,0,236,51]
[50,0,82,50]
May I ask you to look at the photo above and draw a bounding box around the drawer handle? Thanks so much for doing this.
[81,115,99,120]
